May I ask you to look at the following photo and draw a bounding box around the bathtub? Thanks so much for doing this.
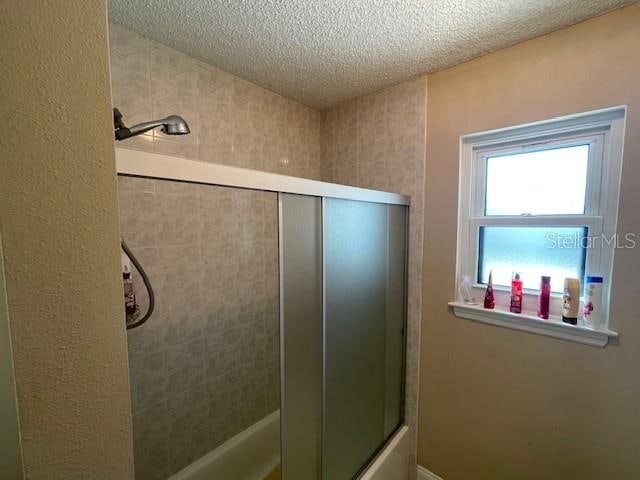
[168,412,409,480]
[169,411,280,480]
[359,425,410,480]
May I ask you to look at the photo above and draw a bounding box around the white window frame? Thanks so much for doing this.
[451,106,627,347]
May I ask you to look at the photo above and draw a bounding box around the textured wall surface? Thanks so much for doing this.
[118,177,279,479]
[0,1,135,479]
[321,78,427,479]
[420,4,640,479]
[108,0,636,109]
[109,24,322,179]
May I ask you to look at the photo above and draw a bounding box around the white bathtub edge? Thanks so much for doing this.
[168,410,280,480]
[359,425,410,480]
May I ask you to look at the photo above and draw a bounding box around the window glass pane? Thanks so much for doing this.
[485,145,589,215]
[478,226,587,293]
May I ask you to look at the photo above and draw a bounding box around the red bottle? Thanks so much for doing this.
[510,272,523,313]
[484,270,495,309]
[538,276,551,319]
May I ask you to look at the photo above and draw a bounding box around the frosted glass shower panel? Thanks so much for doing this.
[323,199,407,480]
[279,194,323,480]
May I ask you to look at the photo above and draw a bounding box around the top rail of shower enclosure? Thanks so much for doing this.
[115,147,411,206]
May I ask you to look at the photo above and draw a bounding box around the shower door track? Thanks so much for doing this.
[115,147,411,206]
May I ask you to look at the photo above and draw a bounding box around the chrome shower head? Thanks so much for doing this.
[160,115,190,135]
[113,108,190,141]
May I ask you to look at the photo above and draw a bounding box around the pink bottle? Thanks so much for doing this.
[484,270,495,309]
[510,272,523,314]
[538,276,551,319]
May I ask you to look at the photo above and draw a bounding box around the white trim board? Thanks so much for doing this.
[115,147,411,206]
[449,302,617,347]
[418,465,444,480]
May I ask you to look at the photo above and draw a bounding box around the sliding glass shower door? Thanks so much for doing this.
[279,195,407,480]
[279,194,323,480]
[117,147,410,480]
[323,199,407,479]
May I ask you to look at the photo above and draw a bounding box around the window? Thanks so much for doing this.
[453,107,626,346]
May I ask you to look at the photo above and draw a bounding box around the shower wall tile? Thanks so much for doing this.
[118,177,279,480]
[151,137,197,160]
[320,76,427,480]
[118,190,160,248]
[157,193,202,245]
[109,23,322,179]
[166,384,209,438]
[170,426,209,474]
[117,176,156,193]
[111,68,153,131]
[165,339,206,394]
[129,351,167,412]
[108,24,151,78]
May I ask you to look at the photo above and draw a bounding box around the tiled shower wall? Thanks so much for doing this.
[119,176,279,480]
[110,24,320,479]
[111,22,425,480]
[109,23,322,178]
[320,78,427,480]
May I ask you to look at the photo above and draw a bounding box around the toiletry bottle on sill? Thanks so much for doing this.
[538,275,551,319]
[510,272,523,314]
[484,270,495,309]
[562,277,581,325]
[584,275,604,329]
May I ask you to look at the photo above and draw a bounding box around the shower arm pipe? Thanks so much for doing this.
[118,119,168,139]
[121,237,155,329]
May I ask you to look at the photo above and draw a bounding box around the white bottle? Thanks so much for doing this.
[583,276,604,329]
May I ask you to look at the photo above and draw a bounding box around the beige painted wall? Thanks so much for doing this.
[0,2,135,479]
[0,234,23,479]
[420,4,640,479]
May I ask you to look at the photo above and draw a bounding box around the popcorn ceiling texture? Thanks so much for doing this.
[108,0,634,109]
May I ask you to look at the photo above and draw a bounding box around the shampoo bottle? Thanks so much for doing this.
[583,275,604,329]
[562,277,581,325]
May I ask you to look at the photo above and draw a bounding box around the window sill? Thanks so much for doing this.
[448,301,618,347]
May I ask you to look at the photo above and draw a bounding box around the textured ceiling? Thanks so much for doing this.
[109,0,635,110]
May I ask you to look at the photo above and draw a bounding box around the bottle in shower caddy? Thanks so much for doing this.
[537,276,551,320]
[123,266,139,321]
[510,272,523,314]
